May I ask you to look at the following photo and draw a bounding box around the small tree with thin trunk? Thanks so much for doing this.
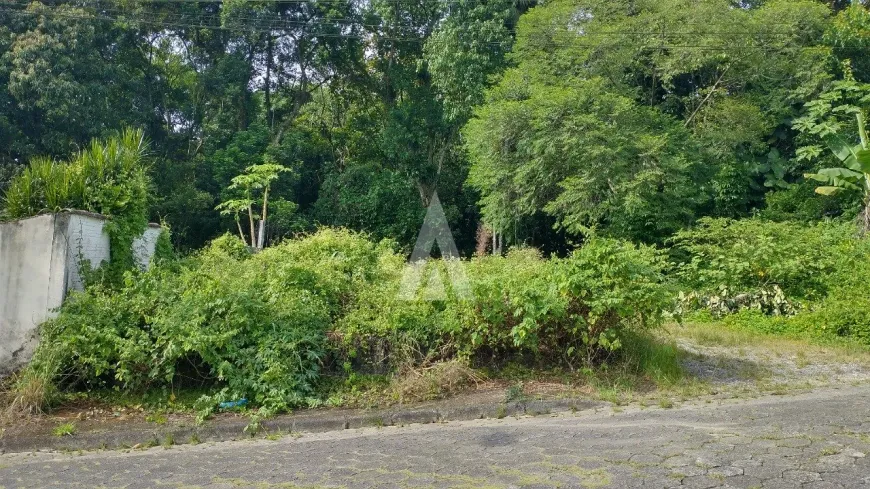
[216,160,290,251]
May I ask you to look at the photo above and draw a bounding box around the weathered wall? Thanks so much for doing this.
[133,224,163,270]
[0,212,162,375]
[0,215,68,376]
[63,212,112,291]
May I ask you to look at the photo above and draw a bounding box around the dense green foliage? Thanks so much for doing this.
[3,129,148,220]
[672,216,870,344]
[465,0,850,243]
[30,229,670,413]
[6,0,870,418]
[671,218,856,300]
[2,129,152,281]
[0,0,865,251]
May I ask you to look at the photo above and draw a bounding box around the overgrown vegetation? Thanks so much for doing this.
[672,216,870,346]
[11,229,672,417]
[3,0,870,424]
[0,0,866,252]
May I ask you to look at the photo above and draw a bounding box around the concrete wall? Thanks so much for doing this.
[133,224,163,270]
[0,212,162,376]
[0,215,68,376]
[63,212,112,291]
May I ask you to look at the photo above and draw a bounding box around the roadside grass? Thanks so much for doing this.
[67,387,211,413]
[1,364,58,422]
[669,320,870,367]
[12,320,869,427]
[0,331,705,423]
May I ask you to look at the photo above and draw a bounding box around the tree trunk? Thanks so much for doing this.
[863,198,870,236]
[247,204,256,249]
[492,231,502,255]
[475,223,492,257]
[236,218,246,244]
[257,186,270,250]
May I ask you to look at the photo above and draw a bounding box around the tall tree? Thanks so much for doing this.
[464,0,834,244]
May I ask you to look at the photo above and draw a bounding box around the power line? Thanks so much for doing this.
[0,3,861,52]
[1,0,850,34]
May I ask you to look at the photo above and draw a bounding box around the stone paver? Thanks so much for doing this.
[1,385,870,488]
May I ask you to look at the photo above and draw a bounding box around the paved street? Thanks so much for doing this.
[1,385,870,488]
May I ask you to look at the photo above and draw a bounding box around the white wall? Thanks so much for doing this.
[63,212,112,292]
[0,212,162,376]
[0,215,68,376]
[133,224,163,270]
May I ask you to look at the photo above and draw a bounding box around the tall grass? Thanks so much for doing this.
[618,332,685,386]
[1,347,62,420]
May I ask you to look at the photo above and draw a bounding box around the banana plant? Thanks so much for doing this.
[805,112,870,230]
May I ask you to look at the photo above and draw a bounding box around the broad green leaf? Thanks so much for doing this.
[844,154,861,172]
[823,132,865,171]
[814,186,843,196]
[857,149,870,174]
[817,167,863,180]
[822,133,860,163]
[804,172,832,183]
[805,170,862,191]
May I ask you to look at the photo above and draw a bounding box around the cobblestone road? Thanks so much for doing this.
[2,385,870,488]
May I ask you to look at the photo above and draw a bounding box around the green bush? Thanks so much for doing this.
[34,229,397,414]
[338,239,672,368]
[759,183,860,223]
[458,247,565,358]
[28,230,673,414]
[755,238,870,344]
[683,220,870,345]
[670,217,856,301]
[550,238,673,364]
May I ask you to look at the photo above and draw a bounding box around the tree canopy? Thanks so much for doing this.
[0,0,868,252]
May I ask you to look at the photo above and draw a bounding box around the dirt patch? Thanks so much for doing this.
[675,337,870,388]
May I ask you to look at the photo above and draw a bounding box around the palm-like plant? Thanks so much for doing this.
[2,128,147,220]
[216,161,290,250]
[805,112,870,230]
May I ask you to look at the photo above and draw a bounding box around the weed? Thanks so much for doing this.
[658,398,674,409]
[52,422,76,437]
[495,405,507,419]
[820,446,841,456]
[146,414,167,425]
[389,360,485,404]
[504,383,526,402]
[795,351,809,368]
[162,433,175,448]
[3,355,60,419]
[598,388,627,406]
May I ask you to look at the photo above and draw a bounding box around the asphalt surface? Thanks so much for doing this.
[1,385,870,488]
